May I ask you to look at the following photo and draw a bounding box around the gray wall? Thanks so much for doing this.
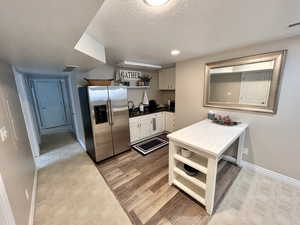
[175,36,300,180]
[0,62,35,225]
[14,68,41,158]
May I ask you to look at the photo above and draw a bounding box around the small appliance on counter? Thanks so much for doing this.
[169,100,175,112]
[148,100,158,112]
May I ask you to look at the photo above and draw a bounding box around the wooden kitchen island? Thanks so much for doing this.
[167,119,248,215]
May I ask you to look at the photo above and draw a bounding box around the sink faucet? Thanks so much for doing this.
[128,100,135,111]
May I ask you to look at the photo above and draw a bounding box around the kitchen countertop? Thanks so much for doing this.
[129,107,174,118]
[167,119,248,157]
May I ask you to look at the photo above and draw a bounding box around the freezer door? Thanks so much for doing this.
[88,86,114,161]
[108,86,130,155]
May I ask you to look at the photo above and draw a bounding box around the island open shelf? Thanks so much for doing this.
[173,174,206,206]
[174,162,207,190]
[168,119,248,215]
[174,153,208,174]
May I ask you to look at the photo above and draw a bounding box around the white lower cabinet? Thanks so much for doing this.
[130,112,172,143]
[129,120,141,143]
[140,117,152,139]
[129,115,154,143]
[156,114,164,133]
[165,112,175,132]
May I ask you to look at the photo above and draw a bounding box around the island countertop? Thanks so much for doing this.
[167,119,248,158]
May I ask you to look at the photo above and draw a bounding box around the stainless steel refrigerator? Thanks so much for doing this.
[78,86,130,162]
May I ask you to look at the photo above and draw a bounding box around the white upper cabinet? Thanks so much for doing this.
[159,68,176,90]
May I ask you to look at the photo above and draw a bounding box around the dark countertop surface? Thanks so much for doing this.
[129,107,175,118]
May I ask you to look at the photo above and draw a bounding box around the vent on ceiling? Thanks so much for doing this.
[63,65,79,72]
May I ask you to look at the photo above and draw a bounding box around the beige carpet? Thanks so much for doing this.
[37,135,84,169]
[208,168,300,225]
[40,132,76,155]
[34,152,132,225]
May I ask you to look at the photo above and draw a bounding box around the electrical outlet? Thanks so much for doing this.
[243,148,249,155]
[25,189,29,201]
[0,126,8,142]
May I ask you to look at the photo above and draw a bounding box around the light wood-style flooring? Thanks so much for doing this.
[97,139,240,225]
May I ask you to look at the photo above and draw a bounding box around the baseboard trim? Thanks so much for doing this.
[242,161,300,188]
[28,169,37,225]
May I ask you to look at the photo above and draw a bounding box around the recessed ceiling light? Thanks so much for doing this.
[144,0,170,7]
[171,49,180,56]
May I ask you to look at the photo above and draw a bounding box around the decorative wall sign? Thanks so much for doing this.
[119,70,141,81]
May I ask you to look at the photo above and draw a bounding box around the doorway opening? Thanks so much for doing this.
[24,74,84,168]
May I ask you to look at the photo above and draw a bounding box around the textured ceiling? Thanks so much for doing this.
[0,0,104,73]
[87,0,300,66]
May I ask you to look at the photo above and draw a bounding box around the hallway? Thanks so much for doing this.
[37,132,83,169]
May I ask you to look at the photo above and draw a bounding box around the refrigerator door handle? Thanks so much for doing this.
[107,99,114,126]
[106,100,111,125]
[109,100,114,125]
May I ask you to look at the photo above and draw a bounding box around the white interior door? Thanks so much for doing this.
[33,80,68,129]
[239,71,272,106]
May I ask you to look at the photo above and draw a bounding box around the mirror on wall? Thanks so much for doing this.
[204,50,287,114]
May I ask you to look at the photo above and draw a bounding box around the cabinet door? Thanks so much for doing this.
[129,120,140,143]
[140,117,152,139]
[169,68,176,90]
[165,113,171,132]
[159,69,169,90]
[156,116,164,133]
[150,117,157,135]
[165,112,175,132]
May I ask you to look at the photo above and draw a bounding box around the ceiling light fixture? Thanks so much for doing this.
[144,0,170,7]
[120,61,162,69]
[171,49,180,56]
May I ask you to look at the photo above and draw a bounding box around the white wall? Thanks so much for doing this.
[13,68,41,158]
[69,72,86,149]
[176,36,300,180]
[0,61,35,225]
